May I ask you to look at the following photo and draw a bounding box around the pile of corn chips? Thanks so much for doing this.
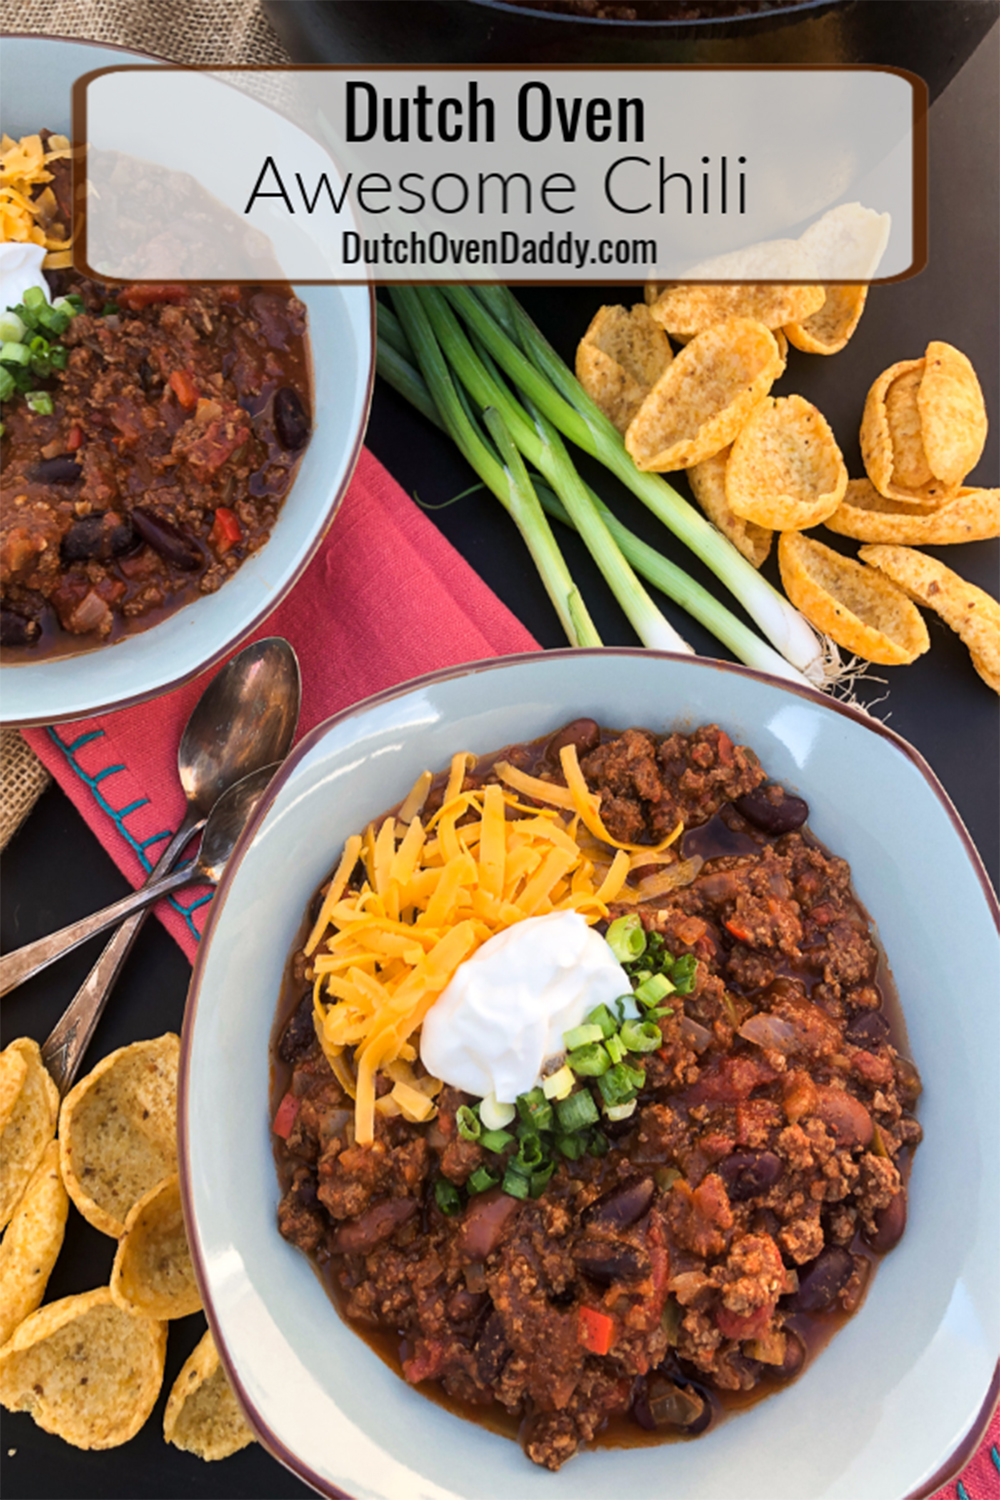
[577,282,998,687]
[0,1034,253,1460]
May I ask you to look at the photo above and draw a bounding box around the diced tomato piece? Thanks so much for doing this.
[716,730,734,766]
[217,284,242,304]
[725,919,754,944]
[578,1305,615,1356]
[169,370,200,411]
[674,916,708,946]
[272,1091,300,1139]
[117,283,189,311]
[716,1305,772,1341]
[66,424,85,451]
[209,506,242,556]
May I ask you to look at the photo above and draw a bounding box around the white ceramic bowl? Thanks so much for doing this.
[181,649,999,1500]
[0,36,373,726]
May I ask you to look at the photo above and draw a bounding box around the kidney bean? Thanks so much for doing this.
[132,508,202,570]
[274,386,310,450]
[458,1187,521,1260]
[278,992,316,1064]
[813,1085,874,1147]
[331,1197,416,1253]
[778,1329,806,1378]
[545,717,600,764]
[864,1189,907,1253]
[734,786,809,835]
[894,1055,923,1105]
[60,512,138,564]
[474,1310,511,1384]
[786,1245,854,1312]
[717,1150,784,1202]
[0,608,39,647]
[573,1239,651,1285]
[845,1010,890,1047]
[582,1176,655,1232]
[29,454,82,484]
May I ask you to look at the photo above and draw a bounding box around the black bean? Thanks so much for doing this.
[785,1246,854,1312]
[60,512,138,564]
[845,1011,890,1047]
[278,993,316,1064]
[631,1382,657,1431]
[137,357,160,393]
[582,1176,655,1231]
[132,508,202,570]
[778,1329,806,1379]
[864,1189,907,1254]
[293,1172,319,1210]
[0,608,39,647]
[645,1376,710,1432]
[474,1309,511,1385]
[734,785,809,835]
[30,455,82,485]
[573,1239,651,1285]
[273,386,310,451]
[545,718,600,765]
[718,1150,784,1202]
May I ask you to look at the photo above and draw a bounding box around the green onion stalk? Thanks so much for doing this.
[450,284,830,687]
[412,286,695,657]
[375,306,817,685]
[383,294,602,649]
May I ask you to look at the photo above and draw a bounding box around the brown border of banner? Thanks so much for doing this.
[70,63,928,287]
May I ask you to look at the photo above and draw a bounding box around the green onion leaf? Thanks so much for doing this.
[516,1132,545,1171]
[102,301,120,317]
[0,310,26,343]
[22,287,46,311]
[556,1133,586,1160]
[620,1019,663,1054]
[479,1127,514,1154]
[606,1100,638,1122]
[634,973,675,1007]
[434,1177,462,1216]
[585,1004,618,1040]
[566,1042,611,1077]
[606,913,647,963]
[529,1161,556,1198]
[502,1164,530,1199]
[555,1089,600,1133]
[598,1062,645,1108]
[670,954,698,994]
[25,391,54,415]
[0,367,15,402]
[52,295,81,318]
[605,1033,626,1065]
[587,1129,610,1157]
[467,1166,498,1195]
[456,1105,481,1142]
[516,1088,554,1133]
[0,341,32,367]
[563,1022,603,1051]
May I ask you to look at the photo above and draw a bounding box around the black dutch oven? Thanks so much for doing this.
[263,0,998,99]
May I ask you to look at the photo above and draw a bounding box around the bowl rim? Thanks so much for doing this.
[179,645,999,1500]
[464,0,840,27]
[0,31,376,728]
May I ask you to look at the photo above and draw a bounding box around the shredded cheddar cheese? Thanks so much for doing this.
[308,750,680,1146]
[0,133,74,265]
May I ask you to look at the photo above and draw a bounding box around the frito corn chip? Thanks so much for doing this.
[576,304,673,434]
[797,203,891,280]
[785,285,868,355]
[164,1330,255,1461]
[110,1173,202,1321]
[859,545,1000,693]
[861,343,988,505]
[625,319,782,472]
[778,532,930,665]
[59,1034,179,1238]
[726,395,847,531]
[0,1141,68,1347]
[0,1288,166,1449]
[825,478,1000,545]
[1,1038,59,1231]
[686,447,772,567]
[647,282,825,340]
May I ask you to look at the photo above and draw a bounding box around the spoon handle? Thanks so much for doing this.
[41,812,205,1096]
[0,862,201,1000]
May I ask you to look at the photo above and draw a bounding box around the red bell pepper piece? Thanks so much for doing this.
[117,283,189,311]
[209,506,242,555]
[66,424,84,451]
[578,1305,615,1356]
[272,1091,300,1139]
[168,369,200,411]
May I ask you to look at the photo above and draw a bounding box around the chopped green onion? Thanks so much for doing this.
[542,1065,575,1101]
[502,1164,530,1199]
[567,1042,611,1077]
[101,301,120,316]
[598,1062,645,1108]
[479,1127,515,1154]
[655,1166,682,1192]
[52,295,81,318]
[516,1088,554,1133]
[606,913,647,963]
[634,973,674,1007]
[0,341,31,367]
[516,1133,545,1171]
[588,1129,610,1157]
[555,1089,600,1133]
[22,287,46,311]
[605,1033,626,1065]
[605,1100,638,1122]
[25,391,53,415]
[480,1093,516,1131]
[585,1004,619,1040]
[620,1019,663,1054]
[670,954,698,994]
[647,1005,675,1020]
[557,1133,586,1160]
[530,1161,557,1197]
[0,367,14,402]
[0,310,26,343]
[467,1166,498,1195]
[434,1177,462,1216]
[48,345,68,371]
[456,1105,481,1142]
[563,1022,603,1051]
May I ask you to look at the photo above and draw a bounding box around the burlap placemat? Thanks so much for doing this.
[0,1,288,850]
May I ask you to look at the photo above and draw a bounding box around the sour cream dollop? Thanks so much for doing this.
[419,910,637,1104]
[0,242,50,313]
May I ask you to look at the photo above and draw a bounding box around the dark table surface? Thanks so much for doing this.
[1,25,997,1500]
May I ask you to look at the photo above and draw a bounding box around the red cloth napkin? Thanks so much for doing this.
[22,448,538,957]
[19,450,1000,1496]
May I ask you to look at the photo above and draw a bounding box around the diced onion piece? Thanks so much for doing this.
[605,1099,638,1121]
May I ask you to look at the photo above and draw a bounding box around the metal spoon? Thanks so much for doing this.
[37,636,300,1093]
[1,763,279,1000]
